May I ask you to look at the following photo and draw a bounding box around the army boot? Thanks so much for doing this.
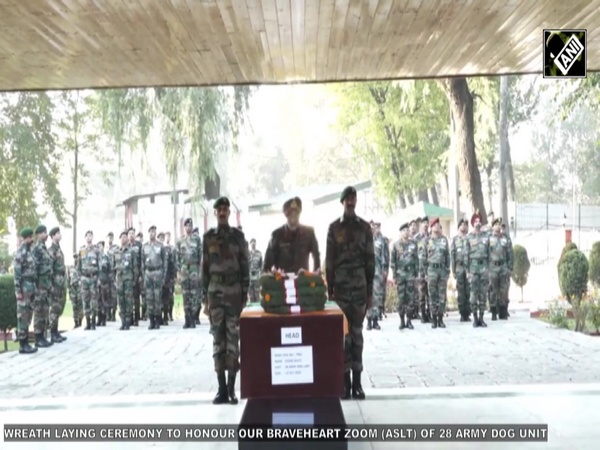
[50,327,64,344]
[366,318,372,330]
[195,309,201,325]
[472,311,480,327]
[102,311,107,326]
[227,371,238,405]
[213,372,229,404]
[19,338,38,354]
[74,318,80,328]
[351,370,366,400]
[406,315,414,329]
[169,305,174,321]
[499,306,508,320]
[148,316,155,330]
[124,317,131,330]
[479,310,488,327]
[372,317,381,330]
[183,314,191,329]
[399,313,406,330]
[431,314,438,329]
[421,307,430,323]
[141,305,147,321]
[119,319,126,331]
[190,312,196,328]
[438,314,446,328]
[491,307,498,321]
[35,333,52,348]
[162,310,169,326]
[91,315,97,330]
[342,372,352,400]
[154,315,161,330]
[84,315,92,330]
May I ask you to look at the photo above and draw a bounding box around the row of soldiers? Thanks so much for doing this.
[365,210,513,331]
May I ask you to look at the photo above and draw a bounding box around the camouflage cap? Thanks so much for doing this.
[183,218,193,226]
[35,225,47,235]
[340,186,357,203]
[283,197,302,214]
[213,196,231,209]
[148,225,156,232]
[49,226,60,237]
[399,222,409,231]
[20,227,34,238]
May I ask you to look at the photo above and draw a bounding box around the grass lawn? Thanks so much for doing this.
[537,316,600,334]
[0,339,19,354]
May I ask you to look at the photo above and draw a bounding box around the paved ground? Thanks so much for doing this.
[2,310,600,400]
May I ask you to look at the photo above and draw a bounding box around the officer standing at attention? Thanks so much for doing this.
[69,253,83,328]
[127,228,143,326]
[79,230,100,331]
[488,218,511,321]
[176,218,202,329]
[203,197,249,405]
[263,197,320,273]
[465,212,490,328]
[451,219,471,322]
[326,186,375,400]
[500,223,514,319]
[48,227,67,343]
[248,238,263,303]
[157,231,176,325]
[415,217,431,323]
[366,220,388,331]
[32,225,53,348]
[142,225,167,330]
[423,218,450,329]
[114,231,135,330]
[391,222,418,330]
[13,227,38,354]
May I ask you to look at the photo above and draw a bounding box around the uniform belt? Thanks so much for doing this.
[211,273,240,284]
[493,261,504,266]
[145,267,162,271]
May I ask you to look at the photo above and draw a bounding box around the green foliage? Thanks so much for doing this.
[587,291,600,333]
[558,242,578,297]
[0,275,17,351]
[559,250,589,308]
[589,242,600,288]
[543,300,570,329]
[0,242,10,268]
[512,245,530,300]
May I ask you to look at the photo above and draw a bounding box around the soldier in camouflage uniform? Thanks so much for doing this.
[500,223,513,319]
[391,222,418,330]
[48,227,67,343]
[488,218,511,321]
[114,231,136,330]
[465,213,490,328]
[157,232,176,325]
[79,230,100,330]
[165,232,175,321]
[248,238,263,303]
[128,228,143,326]
[142,225,167,330]
[481,211,494,312]
[326,186,374,401]
[415,216,431,323]
[176,218,202,329]
[69,253,83,328]
[451,219,471,322]
[13,228,38,354]
[136,232,148,320]
[409,219,418,239]
[203,197,249,405]
[106,232,120,321]
[367,221,388,331]
[263,197,321,273]
[423,218,450,328]
[32,225,53,348]
[96,241,112,327]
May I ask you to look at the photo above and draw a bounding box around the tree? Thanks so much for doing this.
[558,249,589,332]
[243,144,290,198]
[589,242,600,288]
[511,245,531,302]
[558,242,578,302]
[0,275,17,351]
[0,92,66,232]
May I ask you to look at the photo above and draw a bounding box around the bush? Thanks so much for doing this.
[384,280,398,313]
[587,291,600,333]
[512,245,531,302]
[0,275,17,351]
[589,242,600,288]
[559,250,589,331]
[558,242,578,296]
[543,300,570,330]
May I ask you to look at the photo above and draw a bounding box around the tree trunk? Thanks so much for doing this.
[406,194,415,206]
[417,189,428,202]
[398,194,407,209]
[506,139,516,201]
[3,334,7,352]
[72,141,79,255]
[499,76,510,228]
[520,286,523,303]
[429,185,439,205]
[485,167,493,213]
[440,78,487,222]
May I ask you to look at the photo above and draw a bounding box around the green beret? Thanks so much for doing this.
[340,186,357,203]
[213,196,231,209]
[421,216,429,223]
[97,241,105,247]
[148,225,156,232]
[183,218,193,226]
[119,231,128,238]
[35,225,47,234]
[399,222,409,231]
[107,232,114,237]
[492,218,502,226]
[283,197,302,214]
[409,219,416,226]
[157,232,165,239]
[49,227,60,237]
[192,227,199,233]
[20,227,34,238]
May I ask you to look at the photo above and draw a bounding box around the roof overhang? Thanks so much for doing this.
[1,1,599,91]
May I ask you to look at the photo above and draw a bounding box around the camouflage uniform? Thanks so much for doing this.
[68,262,83,327]
[415,232,431,322]
[248,247,263,303]
[176,233,202,328]
[367,232,388,330]
[501,228,514,319]
[78,244,100,329]
[203,197,249,406]
[108,242,120,321]
[48,239,67,342]
[129,239,143,325]
[263,224,320,273]
[114,245,135,330]
[161,241,177,324]
[380,236,390,320]
[424,232,450,328]
[391,236,418,329]
[465,230,490,327]
[451,232,471,321]
[13,233,37,353]
[32,236,53,346]
[325,203,374,400]
[98,249,112,326]
[142,237,167,329]
[489,230,511,320]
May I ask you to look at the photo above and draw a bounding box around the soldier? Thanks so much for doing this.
[482,210,494,312]
[13,227,38,354]
[48,227,67,343]
[176,218,202,328]
[451,219,471,322]
[114,231,135,330]
[142,225,167,330]
[203,197,249,405]
[96,241,112,327]
[415,216,431,323]
[106,232,120,321]
[501,223,514,319]
[326,186,374,400]
[409,219,418,239]
[32,225,53,348]
[127,227,143,326]
[135,231,147,320]
[380,233,390,320]
[79,230,100,330]
[423,218,450,329]
[366,221,388,331]
[157,232,176,325]
[191,227,202,325]
[68,253,83,328]
[391,222,418,330]
[248,238,263,303]
[465,212,490,328]
[263,197,320,273]
[489,218,511,321]
[165,231,175,321]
